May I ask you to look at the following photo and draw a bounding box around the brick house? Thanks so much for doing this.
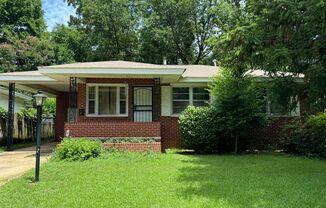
[0,61,302,150]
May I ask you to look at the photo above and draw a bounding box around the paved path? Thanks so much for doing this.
[0,142,57,184]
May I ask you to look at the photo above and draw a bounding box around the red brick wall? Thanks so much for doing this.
[160,116,182,149]
[103,142,161,152]
[241,117,299,149]
[65,122,161,138]
[55,92,69,141]
[160,116,297,150]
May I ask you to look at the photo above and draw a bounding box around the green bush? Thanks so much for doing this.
[104,137,159,143]
[54,138,103,161]
[282,112,326,158]
[0,107,7,120]
[179,106,220,153]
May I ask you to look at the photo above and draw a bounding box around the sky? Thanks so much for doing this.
[41,0,76,31]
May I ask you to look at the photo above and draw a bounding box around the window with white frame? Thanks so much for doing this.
[87,84,128,116]
[172,87,210,114]
[260,88,300,117]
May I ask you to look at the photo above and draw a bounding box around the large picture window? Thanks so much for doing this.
[86,84,128,116]
[172,87,210,114]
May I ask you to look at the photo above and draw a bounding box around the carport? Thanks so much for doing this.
[0,70,70,150]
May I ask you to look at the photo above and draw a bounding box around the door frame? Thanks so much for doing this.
[132,86,154,122]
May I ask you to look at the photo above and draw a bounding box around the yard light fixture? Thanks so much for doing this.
[33,91,47,182]
[34,91,47,107]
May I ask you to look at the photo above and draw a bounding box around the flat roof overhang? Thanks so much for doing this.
[39,67,185,76]
[0,71,69,96]
[38,67,186,83]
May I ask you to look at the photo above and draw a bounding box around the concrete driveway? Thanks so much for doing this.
[0,142,57,184]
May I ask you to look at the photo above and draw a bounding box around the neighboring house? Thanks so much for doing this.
[0,86,32,112]
[0,61,303,150]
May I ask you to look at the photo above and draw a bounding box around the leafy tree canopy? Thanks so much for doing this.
[65,0,219,64]
[0,36,55,72]
[0,0,55,72]
[211,0,326,111]
[51,25,88,64]
[66,0,141,61]
[0,0,46,43]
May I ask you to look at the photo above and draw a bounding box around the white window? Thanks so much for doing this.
[86,84,128,116]
[172,87,210,114]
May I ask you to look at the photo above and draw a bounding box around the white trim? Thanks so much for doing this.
[178,77,213,83]
[161,86,172,116]
[39,68,185,76]
[86,84,128,117]
[170,83,208,87]
[0,75,56,82]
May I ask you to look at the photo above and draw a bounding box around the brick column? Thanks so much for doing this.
[55,92,69,141]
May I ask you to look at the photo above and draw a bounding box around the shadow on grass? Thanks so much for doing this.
[176,153,326,207]
[25,176,35,183]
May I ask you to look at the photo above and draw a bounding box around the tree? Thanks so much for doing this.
[0,36,55,72]
[0,0,46,43]
[140,0,219,64]
[64,0,219,64]
[66,0,140,61]
[0,0,55,72]
[209,69,266,153]
[51,25,88,64]
[211,0,326,111]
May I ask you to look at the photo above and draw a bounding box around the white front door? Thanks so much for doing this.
[133,87,153,122]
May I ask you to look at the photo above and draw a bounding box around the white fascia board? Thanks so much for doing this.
[170,82,208,87]
[0,75,56,82]
[39,67,185,76]
[178,77,213,83]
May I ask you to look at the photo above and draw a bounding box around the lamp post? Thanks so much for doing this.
[33,91,47,182]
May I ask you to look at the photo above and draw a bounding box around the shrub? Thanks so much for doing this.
[54,138,103,161]
[179,106,220,153]
[209,69,266,153]
[0,107,7,120]
[282,112,326,158]
[104,137,159,143]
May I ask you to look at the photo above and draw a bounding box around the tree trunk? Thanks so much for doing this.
[235,136,238,154]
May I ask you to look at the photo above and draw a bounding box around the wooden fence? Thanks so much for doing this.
[0,115,54,145]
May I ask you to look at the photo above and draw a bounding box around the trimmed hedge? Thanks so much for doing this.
[179,106,220,153]
[104,137,160,143]
[282,112,326,158]
[54,138,103,161]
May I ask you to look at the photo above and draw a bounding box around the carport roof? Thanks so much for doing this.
[0,70,56,82]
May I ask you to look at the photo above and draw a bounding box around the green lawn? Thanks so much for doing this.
[0,152,326,208]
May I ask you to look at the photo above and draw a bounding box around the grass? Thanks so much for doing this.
[0,152,326,208]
